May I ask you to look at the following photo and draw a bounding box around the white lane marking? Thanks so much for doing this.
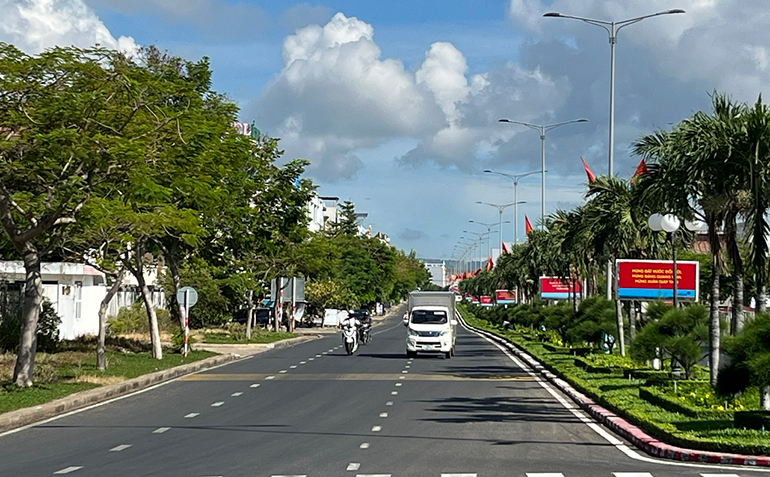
[322,352,329,355]
[386,401,393,406]
[266,376,276,380]
[153,427,170,434]
[379,413,388,418]
[315,354,322,357]
[347,463,361,471]
[395,383,402,387]
[355,474,390,477]
[398,376,405,380]
[526,474,564,477]
[371,426,382,432]
[405,365,410,369]
[231,392,243,397]
[109,444,132,452]
[54,467,83,474]
[250,383,261,388]
[700,475,741,477]
[300,361,307,364]
[461,319,770,473]
[359,443,370,449]
[614,474,654,477]
[290,365,298,369]
[279,370,288,373]
[308,358,315,361]
[441,474,477,477]
[271,475,307,477]
[184,413,199,418]
[328,349,334,352]
[401,370,408,374]
[211,402,224,407]
[391,391,398,395]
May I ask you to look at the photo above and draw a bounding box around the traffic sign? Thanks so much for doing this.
[177,286,198,307]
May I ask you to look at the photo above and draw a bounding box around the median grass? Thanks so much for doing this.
[460,308,770,456]
[0,338,216,414]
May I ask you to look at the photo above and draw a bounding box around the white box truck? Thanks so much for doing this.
[404,291,458,359]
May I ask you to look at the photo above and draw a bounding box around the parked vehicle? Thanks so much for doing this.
[341,317,359,355]
[230,307,272,328]
[404,291,457,359]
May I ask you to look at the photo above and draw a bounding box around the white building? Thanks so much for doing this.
[306,193,325,232]
[0,261,164,340]
[423,261,447,288]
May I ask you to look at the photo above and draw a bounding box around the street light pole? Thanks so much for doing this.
[484,169,540,244]
[476,201,515,259]
[544,9,684,177]
[468,220,506,258]
[498,119,587,228]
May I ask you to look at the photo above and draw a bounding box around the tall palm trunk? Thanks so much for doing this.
[708,259,721,387]
[725,212,744,334]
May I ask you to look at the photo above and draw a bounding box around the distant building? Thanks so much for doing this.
[320,196,340,227]
[306,193,325,232]
[423,261,447,288]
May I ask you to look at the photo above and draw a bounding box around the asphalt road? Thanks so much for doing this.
[1,308,769,477]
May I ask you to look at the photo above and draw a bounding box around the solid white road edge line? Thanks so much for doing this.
[461,318,770,473]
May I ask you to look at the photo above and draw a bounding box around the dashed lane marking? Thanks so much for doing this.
[290,365,298,369]
[700,475,741,477]
[395,383,402,387]
[386,401,393,406]
[109,444,132,452]
[347,463,361,471]
[250,384,260,388]
[371,426,382,432]
[279,370,288,373]
[526,473,564,477]
[153,427,170,434]
[266,376,276,380]
[184,413,199,418]
[211,402,224,407]
[179,373,525,382]
[379,413,388,418]
[401,371,408,374]
[355,474,390,477]
[391,391,398,395]
[231,392,243,397]
[270,475,307,477]
[53,467,83,474]
[614,474,654,477]
[359,443,370,449]
[441,474,477,477]
[300,361,307,364]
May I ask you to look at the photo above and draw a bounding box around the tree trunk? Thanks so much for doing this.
[165,243,185,332]
[628,301,637,342]
[733,270,744,334]
[762,385,770,410]
[13,245,44,387]
[615,298,625,356]
[708,266,721,388]
[757,283,767,314]
[246,290,253,340]
[97,268,125,371]
[137,273,163,359]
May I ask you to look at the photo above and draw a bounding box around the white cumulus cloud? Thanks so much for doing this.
[0,0,137,54]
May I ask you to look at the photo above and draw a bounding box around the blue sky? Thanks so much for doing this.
[2,0,769,261]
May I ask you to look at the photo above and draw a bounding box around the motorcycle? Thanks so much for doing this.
[359,320,372,345]
[341,320,359,355]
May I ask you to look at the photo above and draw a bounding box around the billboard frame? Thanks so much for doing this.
[615,259,699,302]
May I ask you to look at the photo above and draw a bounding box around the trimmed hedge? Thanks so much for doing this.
[735,411,770,430]
[639,387,733,420]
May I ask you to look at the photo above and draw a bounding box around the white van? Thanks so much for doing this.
[404,291,457,359]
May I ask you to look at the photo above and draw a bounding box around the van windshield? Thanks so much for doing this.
[411,310,448,324]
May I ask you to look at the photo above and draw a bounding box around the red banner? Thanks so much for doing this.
[496,289,517,303]
[540,277,581,300]
[480,295,493,306]
[617,259,699,300]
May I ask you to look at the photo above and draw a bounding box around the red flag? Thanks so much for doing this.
[581,156,596,182]
[631,158,647,183]
[486,257,494,272]
[474,268,481,277]
[501,241,509,254]
[525,215,533,236]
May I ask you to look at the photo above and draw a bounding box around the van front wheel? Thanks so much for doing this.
[444,351,452,359]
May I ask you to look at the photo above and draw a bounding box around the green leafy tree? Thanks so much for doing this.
[631,303,709,379]
[718,313,770,409]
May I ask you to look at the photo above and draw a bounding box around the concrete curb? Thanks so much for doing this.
[0,335,320,433]
[461,317,770,467]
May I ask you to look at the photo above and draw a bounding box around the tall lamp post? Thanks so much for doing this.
[543,9,684,178]
[484,169,541,243]
[498,119,588,228]
[468,220,507,258]
[544,9,684,300]
[476,201,515,258]
[648,214,701,307]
